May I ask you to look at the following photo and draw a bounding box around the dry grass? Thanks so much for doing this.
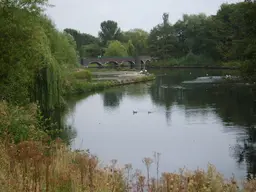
[0,138,255,192]
[0,138,126,192]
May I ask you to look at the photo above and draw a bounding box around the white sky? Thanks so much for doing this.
[46,0,242,36]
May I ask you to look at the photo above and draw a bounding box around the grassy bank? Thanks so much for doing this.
[84,67,137,72]
[63,69,156,95]
[148,56,243,70]
[149,55,216,68]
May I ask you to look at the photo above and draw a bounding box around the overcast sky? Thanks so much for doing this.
[46,0,242,36]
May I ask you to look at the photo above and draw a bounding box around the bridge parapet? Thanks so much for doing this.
[80,56,152,69]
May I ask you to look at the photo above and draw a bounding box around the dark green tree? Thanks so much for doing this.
[148,13,179,59]
[64,28,100,57]
[98,20,123,46]
[80,44,102,58]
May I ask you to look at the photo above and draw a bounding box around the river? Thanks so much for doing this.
[64,69,256,180]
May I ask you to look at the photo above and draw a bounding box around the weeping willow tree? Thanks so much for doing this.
[0,1,78,123]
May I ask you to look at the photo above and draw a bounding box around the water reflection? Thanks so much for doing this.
[65,69,256,180]
[102,90,123,109]
[150,69,256,179]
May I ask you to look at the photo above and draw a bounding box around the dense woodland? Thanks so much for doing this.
[65,1,256,81]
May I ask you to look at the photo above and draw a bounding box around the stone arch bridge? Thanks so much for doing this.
[80,56,152,69]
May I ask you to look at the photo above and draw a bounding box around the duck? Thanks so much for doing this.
[133,110,138,114]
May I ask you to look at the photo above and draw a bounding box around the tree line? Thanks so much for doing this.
[64,24,149,58]
[65,1,256,80]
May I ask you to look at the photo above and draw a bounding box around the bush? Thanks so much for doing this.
[177,53,215,66]
[240,59,256,82]
[150,54,215,67]
[222,61,242,68]
[0,101,46,143]
[72,70,92,81]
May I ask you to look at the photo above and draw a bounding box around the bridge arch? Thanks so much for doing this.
[88,61,102,67]
[121,61,135,68]
[145,60,151,65]
[105,61,119,68]
[80,56,151,69]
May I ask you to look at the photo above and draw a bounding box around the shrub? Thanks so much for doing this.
[240,60,256,82]
[0,101,46,143]
[150,54,216,67]
[72,70,92,81]
[222,61,243,68]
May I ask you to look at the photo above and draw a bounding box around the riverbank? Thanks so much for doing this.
[65,70,156,95]
[148,57,241,70]
[0,136,255,191]
[147,65,239,70]
[1,70,256,191]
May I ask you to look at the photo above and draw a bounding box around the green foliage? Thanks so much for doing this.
[0,101,46,143]
[68,80,117,94]
[222,61,243,67]
[150,54,215,67]
[64,28,100,57]
[72,70,92,81]
[123,29,149,55]
[80,43,102,58]
[65,74,155,95]
[179,52,215,66]
[148,13,179,60]
[148,2,256,79]
[0,6,78,113]
[98,20,123,46]
[104,40,128,57]
[125,40,135,56]
[240,60,256,81]
[1,0,49,13]
[213,1,256,79]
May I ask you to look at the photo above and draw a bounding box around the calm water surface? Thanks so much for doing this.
[65,69,256,180]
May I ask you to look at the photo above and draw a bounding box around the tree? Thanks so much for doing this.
[64,28,100,57]
[98,20,122,46]
[174,13,217,58]
[1,0,49,13]
[213,2,256,62]
[0,4,78,112]
[104,40,128,57]
[80,43,102,57]
[162,13,169,26]
[123,29,149,56]
[148,13,178,59]
[126,40,135,56]
[147,2,256,79]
